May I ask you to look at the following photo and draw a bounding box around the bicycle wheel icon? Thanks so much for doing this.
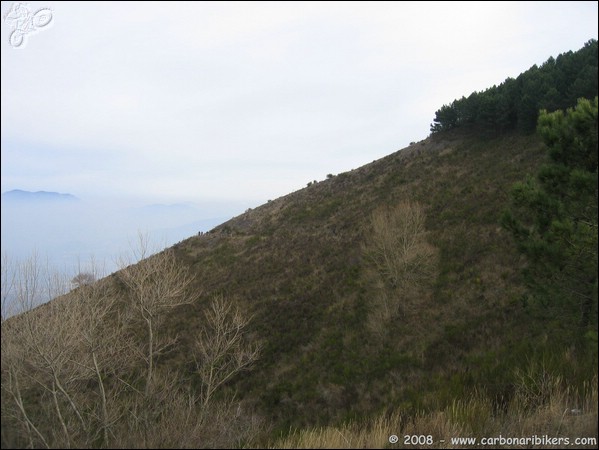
[33,8,52,28]
[9,29,25,47]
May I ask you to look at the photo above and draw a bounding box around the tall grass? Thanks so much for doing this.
[267,374,598,449]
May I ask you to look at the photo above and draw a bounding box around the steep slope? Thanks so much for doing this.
[165,128,555,431]
[4,127,595,449]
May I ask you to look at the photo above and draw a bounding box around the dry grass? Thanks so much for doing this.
[267,374,598,449]
[269,414,395,449]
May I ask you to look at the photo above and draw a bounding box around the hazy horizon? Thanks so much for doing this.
[2,2,598,205]
[1,190,250,277]
[2,1,598,278]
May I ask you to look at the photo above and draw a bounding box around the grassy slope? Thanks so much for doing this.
[156,127,593,438]
[269,375,598,448]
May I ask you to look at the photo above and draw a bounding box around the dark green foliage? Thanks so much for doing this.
[430,103,459,133]
[431,40,598,135]
[502,97,598,351]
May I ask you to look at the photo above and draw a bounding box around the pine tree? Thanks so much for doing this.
[502,97,598,346]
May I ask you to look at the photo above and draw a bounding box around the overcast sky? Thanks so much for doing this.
[2,1,598,206]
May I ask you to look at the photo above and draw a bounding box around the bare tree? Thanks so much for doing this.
[1,252,17,321]
[1,268,86,448]
[194,294,261,407]
[363,201,438,330]
[111,293,262,449]
[1,255,122,448]
[12,251,45,314]
[71,272,96,289]
[2,242,264,449]
[2,318,50,449]
[69,276,126,447]
[1,253,77,448]
[117,235,201,396]
[365,201,437,290]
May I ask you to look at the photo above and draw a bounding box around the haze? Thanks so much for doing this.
[1,1,598,274]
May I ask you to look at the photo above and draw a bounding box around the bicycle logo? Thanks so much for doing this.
[4,2,53,48]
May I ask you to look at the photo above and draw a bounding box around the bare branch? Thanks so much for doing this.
[194,295,261,407]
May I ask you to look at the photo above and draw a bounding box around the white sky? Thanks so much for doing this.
[2,1,598,205]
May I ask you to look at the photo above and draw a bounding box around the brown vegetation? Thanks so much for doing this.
[2,128,596,448]
[1,242,262,448]
[270,373,598,449]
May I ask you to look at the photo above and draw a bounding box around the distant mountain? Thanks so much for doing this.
[1,189,79,202]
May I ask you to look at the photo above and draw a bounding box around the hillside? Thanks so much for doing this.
[170,129,553,426]
[2,124,597,448]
